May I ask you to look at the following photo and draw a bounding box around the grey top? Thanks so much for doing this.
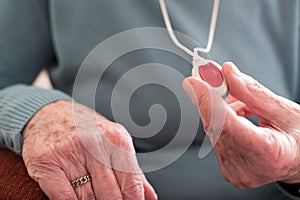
[0,0,299,199]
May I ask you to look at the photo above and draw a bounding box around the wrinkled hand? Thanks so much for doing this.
[22,100,157,200]
[183,62,300,188]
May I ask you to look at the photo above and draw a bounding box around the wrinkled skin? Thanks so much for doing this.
[183,62,300,188]
[22,101,157,200]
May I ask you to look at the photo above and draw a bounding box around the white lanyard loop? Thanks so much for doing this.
[159,0,220,59]
[159,0,227,97]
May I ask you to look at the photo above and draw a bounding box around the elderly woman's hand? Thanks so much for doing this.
[183,62,300,188]
[22,100,157,200]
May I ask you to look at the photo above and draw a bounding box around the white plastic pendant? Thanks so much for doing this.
[192,58,227,96]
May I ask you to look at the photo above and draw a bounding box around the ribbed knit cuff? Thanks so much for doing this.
[0,84,72,154]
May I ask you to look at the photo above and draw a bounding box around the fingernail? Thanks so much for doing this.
[182,79,198,105]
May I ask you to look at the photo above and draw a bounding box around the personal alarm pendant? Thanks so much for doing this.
[159,0,227,96]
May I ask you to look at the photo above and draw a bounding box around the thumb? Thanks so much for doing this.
[222,62,299,127]
[182,76,215,131]
[183,76,231,143]
[182,76,259,145]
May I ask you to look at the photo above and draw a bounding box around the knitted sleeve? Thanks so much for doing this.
[0,0,71,154]
[0,85,72,154]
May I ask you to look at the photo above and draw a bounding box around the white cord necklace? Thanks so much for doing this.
[159,0,227,96]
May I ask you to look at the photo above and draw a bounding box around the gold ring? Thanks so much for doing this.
[71,174,92,188]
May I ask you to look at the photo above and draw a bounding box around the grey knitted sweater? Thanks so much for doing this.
[0,0,299,199]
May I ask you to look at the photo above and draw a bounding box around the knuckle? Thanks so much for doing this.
[244,75,262,91]
[114,123,131,138]
[102,122,131,139]
[101,122,134,152]
[122,181,144,199]
[114,123,126,131]
[238,176,255,188]
[245,75,274,101]
[113,124,133,145]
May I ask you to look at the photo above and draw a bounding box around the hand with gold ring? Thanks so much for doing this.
[22,100,157,200]
[71,174,92,188]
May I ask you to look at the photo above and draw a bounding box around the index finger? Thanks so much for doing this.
[86,158,123,200]
[109,137,146,200]
[183,76,263,148]
[111,153,157,200]
[222,62,300,128]
[108,128,157,200]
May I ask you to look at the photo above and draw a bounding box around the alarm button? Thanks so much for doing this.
[198,62,224,88]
